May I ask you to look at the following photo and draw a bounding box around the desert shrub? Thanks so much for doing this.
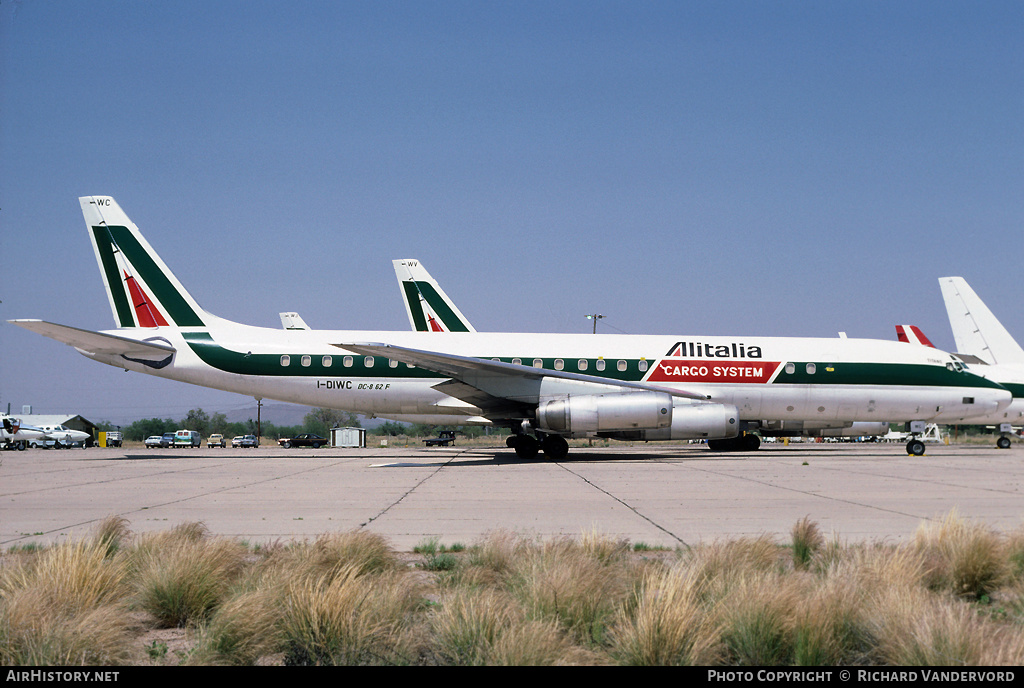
[131,533,248,627]
[914,510,1008,599]
[610,562,721,666]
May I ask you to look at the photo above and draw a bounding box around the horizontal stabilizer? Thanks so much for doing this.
[8,320,176,360]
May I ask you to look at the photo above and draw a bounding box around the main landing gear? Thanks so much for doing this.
[707,433,761,452]
[506,433,570,460]
[906,438,926,456]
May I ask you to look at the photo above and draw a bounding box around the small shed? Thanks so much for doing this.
[331,426,366,448]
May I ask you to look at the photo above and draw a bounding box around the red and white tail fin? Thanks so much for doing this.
[895,325,936,348]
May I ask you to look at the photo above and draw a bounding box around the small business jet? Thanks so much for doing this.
[9,197,1011,459]
[39,424,91,448]
[1,415,45,450]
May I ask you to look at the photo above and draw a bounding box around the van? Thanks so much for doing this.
[174,430,201,448]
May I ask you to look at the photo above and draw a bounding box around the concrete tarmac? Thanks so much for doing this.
[2,441,1022,551]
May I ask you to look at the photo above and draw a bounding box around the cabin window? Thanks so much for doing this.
[533,358,543,368]
[578,359,588,371]
[389,359,398,368]
[280,355,291,367]
[512,358,522,365]
[343,356,353,367]
[617,360,627,372]
[638,360,648,372]
[785,362,795,374]
[300,355,311,367]
[596,359,606,371]
[806,363,816,375]
[322,355,332,367]
[554,359,564,370]
[364,356,374,368]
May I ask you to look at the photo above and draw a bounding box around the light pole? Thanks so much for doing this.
[585,314,604,334]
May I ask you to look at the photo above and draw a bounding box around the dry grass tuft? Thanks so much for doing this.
[914,509,1008,599]
[610,562,721,665]
[279,563,423,665]
[791,516,825,571]
[131,531,249,628]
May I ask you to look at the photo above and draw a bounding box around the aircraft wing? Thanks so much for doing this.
[8,320,176,360]
[336,341,710,418]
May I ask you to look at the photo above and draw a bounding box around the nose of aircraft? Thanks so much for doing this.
[983,386,1013,415]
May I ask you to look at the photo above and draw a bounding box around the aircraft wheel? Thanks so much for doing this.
[906,439,926,456]
[513,435,539,460]
[997,436,1012,449]
[506,435,517,448]
[53,440,62,450]
[743,434,761,451]
[541,435,569,459]
[17,441,26,451]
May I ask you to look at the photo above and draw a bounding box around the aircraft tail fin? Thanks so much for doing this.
[81,196,210,329]
[938,276,1024,365]
[896,325,936,347]
[393,259,476,332]
[280,312,310,330]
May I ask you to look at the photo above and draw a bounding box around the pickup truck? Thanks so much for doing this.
[423,430,456,447]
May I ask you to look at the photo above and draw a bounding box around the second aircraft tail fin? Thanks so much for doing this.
[393,259,476,333]
[939,276,1024,365]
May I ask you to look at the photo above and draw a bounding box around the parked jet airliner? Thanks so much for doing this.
[894,277,1024,449]
[9,197,1011,459]
[394,259,892,442]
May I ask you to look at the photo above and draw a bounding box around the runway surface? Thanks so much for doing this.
[2,441,1021,551]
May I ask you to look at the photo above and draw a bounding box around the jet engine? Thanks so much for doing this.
[536,392,738,440]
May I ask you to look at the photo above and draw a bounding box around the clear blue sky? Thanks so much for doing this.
[2,1,1021,424]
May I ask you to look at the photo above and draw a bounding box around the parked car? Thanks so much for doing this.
[207,433,226,448]
[160,432,175,448]
[237,434,259,448]
[173,429,201,448]
[278,433,327,449]
[145,435,163,449]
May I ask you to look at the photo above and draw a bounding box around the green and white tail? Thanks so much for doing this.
[82,196,209,329]
[393,259,475,333]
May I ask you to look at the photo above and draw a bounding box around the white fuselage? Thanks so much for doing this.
[78,318,1011,429]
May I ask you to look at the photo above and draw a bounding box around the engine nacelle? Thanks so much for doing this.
[536,392,739,440]
[623,400,740,441]
[536,391,673,433]
[756,420,889,438]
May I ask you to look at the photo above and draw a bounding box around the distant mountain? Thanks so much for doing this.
[223,402,310,427]
[223,402,388,429]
